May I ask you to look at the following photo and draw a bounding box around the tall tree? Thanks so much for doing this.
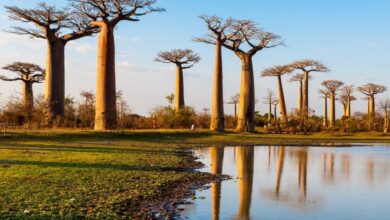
[228,93,240,119]
[290,60,329,120]
[6,3,96,121]
[196,16,234,132]
[318,89,329,127]
[263,89,277,125]
[322,80,344,127]
[0,62,45,121]
[261,65,293,123]
[221,20,283,132]
[289,73,311,114]
[155,49,200,112]
[71,0,165,130]
[358,83,387,118]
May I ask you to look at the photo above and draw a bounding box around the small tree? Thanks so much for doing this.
[340,85,355,118]
[380,98,390,133]
[322,80,344,127]
[227,93,240,119]
[155,49,200,112]
[261,65,293,123]
[263,89,277,125]
[0,62,45,122]
[71,0,165,130]
[289,73,312,114]
[358,83,387,128]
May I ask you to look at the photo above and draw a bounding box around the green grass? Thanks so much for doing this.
[0,129,390,219]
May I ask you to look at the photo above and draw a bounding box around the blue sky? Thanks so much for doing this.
[0,0,389,116]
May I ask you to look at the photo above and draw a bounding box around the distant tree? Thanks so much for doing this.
[380,98,390,133]
[0,62,44,121]
[227,93,240,119]
[79,90,95,128]
[196,15,234,132]
[358,83,387,119]
[71,0,165,130]
[289,73,312,114]
[166,93,175,107]
[155,49,200,112]
[322,80,344,127]
[220,19,284,132]
[261,65,293,123]
[6,3,97,120]
[290,60,329,120]
[263,89,277,125]
[339,85,355,118]
[318,89,329,128]
[272,98,279,125]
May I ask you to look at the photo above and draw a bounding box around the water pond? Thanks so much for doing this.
[181,145,390,220]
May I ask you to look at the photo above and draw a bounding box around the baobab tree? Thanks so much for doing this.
[322,80,344,127]
[272,98,279,125]
[290,60,329,119]
[6,3,97,121]
[263,89,277,125]
[196,16,234,132]
[358,83,387,118]
[289,73,311,114]
[155,49,200,112]
[71,0,165,130]
[261,65,293,123]
[318,89,329,128]
[0,62,45,121]
[228,93,240,119]
[340,85,355,118]
[221,19,284,132]
[380,99,390,133]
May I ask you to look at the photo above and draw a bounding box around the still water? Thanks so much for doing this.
[182,146,390,220]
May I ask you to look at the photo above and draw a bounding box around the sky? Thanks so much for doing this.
[0,0,389,116]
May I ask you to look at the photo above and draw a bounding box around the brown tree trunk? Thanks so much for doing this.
[323,96,328,127]
[174,64,185,112]
[384,111,389,133]
[23,81,34,121]
[210,41,224,132]
[274,104,278,125]
[45,40,65,121]
[277,75,288,123]
[95,24,117,130]
[342,103,347,117]
[303,72,310,119]
[346,96,351,118]
[210,146,224,220]
[298,80,303,113]
[237,146,254,220]
[237,55,255,132]
[330,92,336,127]
[268,103,272,125]
[368,95,375,129]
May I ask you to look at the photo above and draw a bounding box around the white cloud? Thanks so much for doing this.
[69,42,95,54]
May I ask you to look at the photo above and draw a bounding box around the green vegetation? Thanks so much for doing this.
[1,129,390,218]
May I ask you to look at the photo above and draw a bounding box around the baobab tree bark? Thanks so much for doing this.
[45,40,65,117]
[210,40,224,131]
[175,64,185,111]
[329,92,336,127]
[298,79,303,113]
[237,55,256,132]
[323,95,328,127]
[303,72,310,119]
[23,81,34,118]
[276,75,287,123]
[95,24,117,130]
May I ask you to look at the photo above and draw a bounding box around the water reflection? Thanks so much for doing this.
[185,146,390,220]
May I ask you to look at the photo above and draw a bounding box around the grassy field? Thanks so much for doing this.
[1,129,390,219]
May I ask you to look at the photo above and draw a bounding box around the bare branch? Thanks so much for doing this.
[155,49,200,68]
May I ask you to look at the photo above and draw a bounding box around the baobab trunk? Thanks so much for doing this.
[23,81,34,120]
[277,75,288,123]
[323,96,328,127]
[303,72,310,119]
[210,41,224,131]
[175,64,185,112]
[384,112,389,133]
[237,56,255,132]
[330,93,336,127]
[95,24,117,130]
[268,103,272,125]
[274,104,278,125]
[298,80,303,113]
[368,95,375,129]
[346,97,351,118]
[45,40,65,120]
